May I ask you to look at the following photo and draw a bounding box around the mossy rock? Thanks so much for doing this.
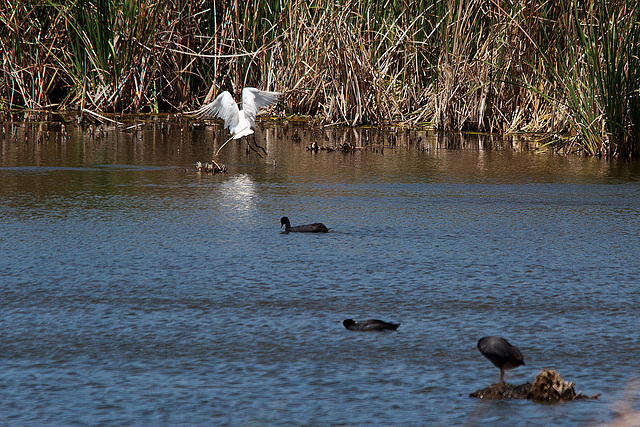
[470,382,533,399]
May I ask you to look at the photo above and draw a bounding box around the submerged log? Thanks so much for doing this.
[471,369,598,402]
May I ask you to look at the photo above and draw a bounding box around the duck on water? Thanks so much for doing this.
[343,319,400,331]
[280,216,329,233]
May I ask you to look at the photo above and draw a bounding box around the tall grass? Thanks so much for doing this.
[514,0,640,156]
[1,0,639,157]
[576,1,640,157]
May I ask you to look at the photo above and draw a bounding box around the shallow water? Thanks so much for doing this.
[1,119,640,425]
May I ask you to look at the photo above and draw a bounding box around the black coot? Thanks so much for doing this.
[477,336,525,383]
[343,319,400,331]
[280,216,329,233]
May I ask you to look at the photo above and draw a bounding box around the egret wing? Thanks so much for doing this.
[194,91,239,131]
[242,87,280,126]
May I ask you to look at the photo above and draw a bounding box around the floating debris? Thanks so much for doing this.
[471,369,598,402]
[195,160,227,174]
[306,142,360,152]
[529,368,585,402]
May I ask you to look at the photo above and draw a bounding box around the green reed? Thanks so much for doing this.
[58,0,162,111]
[513,0,640,156]
[580,1,640,158]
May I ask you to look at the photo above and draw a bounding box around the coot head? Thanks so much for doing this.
[280,216,291,228]
[343,319,357,329]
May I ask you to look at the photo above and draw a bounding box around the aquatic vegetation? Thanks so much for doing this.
[0,0,638,157]
[519,1,640,157]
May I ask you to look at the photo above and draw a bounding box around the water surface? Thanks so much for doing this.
[1,119,640,425]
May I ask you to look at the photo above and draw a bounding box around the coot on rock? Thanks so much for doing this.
[477,336,525,383]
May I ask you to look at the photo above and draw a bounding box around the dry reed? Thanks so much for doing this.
[0,0,638,157]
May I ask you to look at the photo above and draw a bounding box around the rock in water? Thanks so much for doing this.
[470,369,596,402]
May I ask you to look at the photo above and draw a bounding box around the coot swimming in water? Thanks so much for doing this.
[280,216,329,233]
[477,336,525,383]
[343,319,400,331]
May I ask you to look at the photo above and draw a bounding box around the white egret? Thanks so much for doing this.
[193,87,280,157]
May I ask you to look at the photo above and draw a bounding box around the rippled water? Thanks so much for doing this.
[1,119,640,425]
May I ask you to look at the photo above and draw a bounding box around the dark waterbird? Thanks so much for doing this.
[343,319,400,331]
[280,216,329,233]
[477,336,525,384]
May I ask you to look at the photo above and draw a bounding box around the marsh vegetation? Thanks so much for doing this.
[1,0,639,156]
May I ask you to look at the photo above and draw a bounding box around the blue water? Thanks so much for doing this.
[1,121,640,425]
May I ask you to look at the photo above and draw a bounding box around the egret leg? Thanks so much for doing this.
[215,134,235,158]
[246,140,265,158]
[251,134,268,156]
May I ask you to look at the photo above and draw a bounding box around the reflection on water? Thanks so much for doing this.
[219,174,258,215]
[1,117,640,425]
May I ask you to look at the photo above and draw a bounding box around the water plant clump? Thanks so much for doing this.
[471,369,597,402]
[1,0,639,157]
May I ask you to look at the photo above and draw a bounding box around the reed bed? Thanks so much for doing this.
[1,0,639,157]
